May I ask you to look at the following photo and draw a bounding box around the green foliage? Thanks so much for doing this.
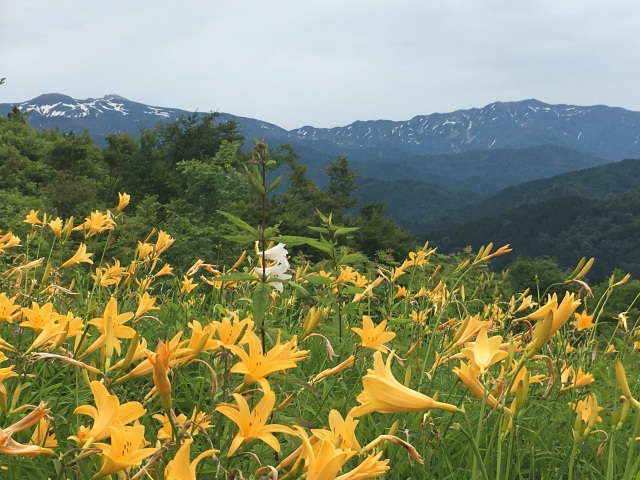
[351,201,415,260]
[506,256,568,297]
[433,191,640,279]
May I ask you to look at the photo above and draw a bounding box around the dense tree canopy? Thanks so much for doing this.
[0,110,416,269]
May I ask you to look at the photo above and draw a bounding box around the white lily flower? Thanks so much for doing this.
[254,242,291,292]
[256,242,289,265]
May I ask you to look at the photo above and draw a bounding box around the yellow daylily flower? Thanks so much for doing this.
[180,275,198,296]
[352,316,396,353]
[229,330,308,388]
[350,350,459,418]
[213,313,254,347]
[311,409,361,452]
[0,293,20,323]
[560,365,595,391]
[26,311,84,353]
[29,418,58,449]
[571,393,602,438]
[116,192,130,212]
[91,259,127,288]
[0,403,55,456]
[333,266,358,286]
[20,301,55,333]
[74,210,115,236]
[215,385,294,456]
[153,230,175,258]
[294,426,354,480]
[394,285,408,299]
[336,451,390,480]
[183,320,220,358]
[453,360,510,413]
[81,297,136,358]
[164,438,218,480]
[48,217,63,238]
[93,423,157,478]
[154,262,174,277]
[527,292,581,338]
[574,310,595,331]
[136,241,154,259]
[61,243,94,268]
[0,231,21,252]
[460,327,509,375]
[134,292,160,319]
[444,314,492,355]
[70,381,146,448]
[23,209,43,226]
[617,312,629,331]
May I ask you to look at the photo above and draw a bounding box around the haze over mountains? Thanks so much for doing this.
[3,93,640,276]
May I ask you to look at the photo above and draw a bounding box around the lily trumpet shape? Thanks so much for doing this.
[164,438,218,480]
[0,403,55,456]
[349,350,459,418]
[215,384,294,456]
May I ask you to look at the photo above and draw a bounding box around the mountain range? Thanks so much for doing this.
[3,93,640,161]
[3,93,640,276]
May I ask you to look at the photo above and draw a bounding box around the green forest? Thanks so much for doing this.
[3,105,640,298]
[0,109,417,266]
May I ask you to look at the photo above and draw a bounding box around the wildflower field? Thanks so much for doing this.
[1,145,640,479]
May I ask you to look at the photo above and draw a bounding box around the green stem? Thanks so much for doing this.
[623,409,640,480]
[567,437,580,480]
[459,413,490,480]
[606,430,615,480]
[504,426,515,480]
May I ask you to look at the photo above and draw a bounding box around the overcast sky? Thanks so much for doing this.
[1,1,639,129]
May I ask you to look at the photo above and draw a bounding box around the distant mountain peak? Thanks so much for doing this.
[1,94,640,160]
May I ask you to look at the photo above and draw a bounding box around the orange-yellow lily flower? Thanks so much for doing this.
[460,327,509,375]
[70,381,146,448]
[164,438,218,480]
[351,315,396,353]
[229,330,307,388]
[116,192,130,212]
[61,243,94,268]
[215,385,294,456]
[349,350,459,417]
[93,423,157,478]
[0,403,55,456]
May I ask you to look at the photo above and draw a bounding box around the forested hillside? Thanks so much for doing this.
[431,190,640,278]
[0,110,415,269]
[420,157,640,232]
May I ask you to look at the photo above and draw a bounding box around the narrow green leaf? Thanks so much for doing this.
[223,234,256,244]
[338,253,367,265]
[389,317,414,325]
[334,226,360,236]
[266,174,283,193]
[272,235,318,247]
[305,275,334,285]
[217,211,259,237]
[213,272,258,282]
[307,226,330,234]
[252,282,272,323]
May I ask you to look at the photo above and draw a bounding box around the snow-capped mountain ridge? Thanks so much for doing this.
[290,99,640,159]
[2,94,640,160]
[15,93,174,119]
